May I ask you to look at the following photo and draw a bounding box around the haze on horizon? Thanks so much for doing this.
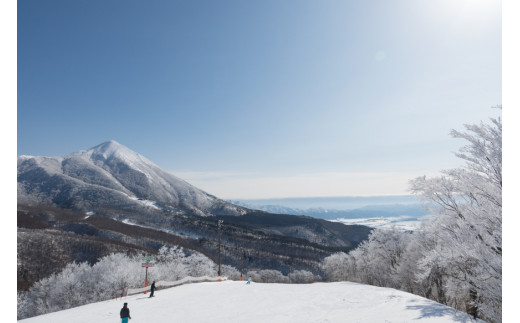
[17,0,501,199]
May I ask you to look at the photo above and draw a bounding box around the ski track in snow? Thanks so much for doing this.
[127,196,163,210]
[120,218,201,239]
[19,281,484,323]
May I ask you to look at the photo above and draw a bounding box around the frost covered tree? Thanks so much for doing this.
[288,270,319,284]
[153,246,189,280]
[321,108,502,323]
[184,253,218,277]
[221,265,241,280]
[247,269,289,283]
[409,107,502,322]
[321,252,351,282]
[18,247,231,320]
[321,229,409,288]
[359,229,409,288]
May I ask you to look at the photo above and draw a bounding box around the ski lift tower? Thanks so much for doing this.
[218,219,223,279]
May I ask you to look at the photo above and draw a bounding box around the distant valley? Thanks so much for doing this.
[231,196,430,230]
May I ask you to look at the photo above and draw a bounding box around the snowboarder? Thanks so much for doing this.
[246,276,251,284]
[149,281,156,297]
[120,302,131,323]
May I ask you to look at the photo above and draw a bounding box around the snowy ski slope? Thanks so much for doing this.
[19,281,484,323]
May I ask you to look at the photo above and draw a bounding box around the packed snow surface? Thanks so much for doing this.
[19,281,483,323]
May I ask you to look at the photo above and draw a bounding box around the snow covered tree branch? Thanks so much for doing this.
[323,107,502,323]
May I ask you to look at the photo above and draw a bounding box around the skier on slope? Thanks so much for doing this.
[120,303,131,322]
[149,281,156,298]
[246,276,252,284]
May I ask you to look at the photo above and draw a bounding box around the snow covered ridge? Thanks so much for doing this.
[18,281,484,323]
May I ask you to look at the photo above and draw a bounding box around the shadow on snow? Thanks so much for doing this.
[406,299,478,322]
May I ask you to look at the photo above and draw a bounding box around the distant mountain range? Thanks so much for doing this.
[231,195,422,211]
[17,140,372,290]
[231,197,429,220]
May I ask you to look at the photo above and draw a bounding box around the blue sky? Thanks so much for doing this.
[16,0,502,199]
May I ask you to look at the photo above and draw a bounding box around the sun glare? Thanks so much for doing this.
[428,0,501,25]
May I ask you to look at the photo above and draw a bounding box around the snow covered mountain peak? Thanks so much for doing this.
[18,141,247,217]
[90,140,132,157]
[75,140,152,165]
[91,139,125,156]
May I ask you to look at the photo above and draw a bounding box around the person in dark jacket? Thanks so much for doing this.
[149,281,156,297]
[120,302,131,323]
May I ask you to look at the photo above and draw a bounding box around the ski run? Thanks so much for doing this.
[19,280,484,323]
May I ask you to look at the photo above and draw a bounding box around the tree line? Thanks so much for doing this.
[17,245,319,320]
